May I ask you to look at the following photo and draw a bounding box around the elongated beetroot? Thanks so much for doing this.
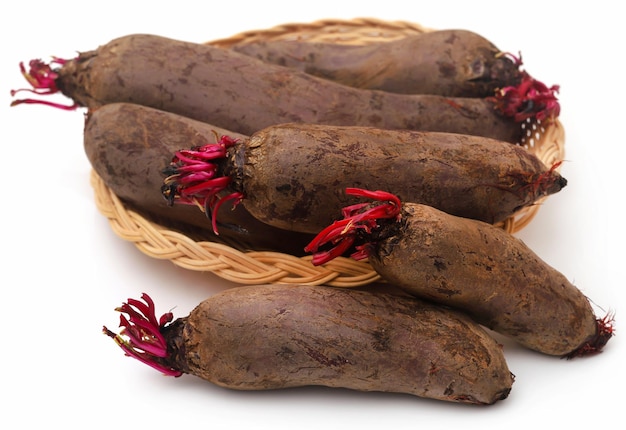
[103,284,514,405]
[230,29,527,97]
[10,34,558,143]
[162,123,566,235]
[84,103,316,255]
[304,188,614,357]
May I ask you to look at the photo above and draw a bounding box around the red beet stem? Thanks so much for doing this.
[10,58,79,110]
[103,293,182,377]
[489,70,560,123]
[304,188,402,265]
[161,135,244,235]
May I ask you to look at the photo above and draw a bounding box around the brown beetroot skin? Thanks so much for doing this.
[369,203,601,356]
[230,29,522,97]
[57,33,524,143]
[83,102,315,255]
[231,123,565,234]
[160,284,514,405]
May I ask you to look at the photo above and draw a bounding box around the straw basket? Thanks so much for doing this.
[90,18,566,288]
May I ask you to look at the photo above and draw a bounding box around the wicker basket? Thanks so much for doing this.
[90,18,566,287]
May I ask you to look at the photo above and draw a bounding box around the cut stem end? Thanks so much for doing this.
[304,188,402,266]
[103,293,182,377]
[161,135,242,235]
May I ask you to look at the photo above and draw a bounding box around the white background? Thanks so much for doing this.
[1,1,623,428]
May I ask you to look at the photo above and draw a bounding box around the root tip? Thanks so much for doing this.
[563,312,615,359]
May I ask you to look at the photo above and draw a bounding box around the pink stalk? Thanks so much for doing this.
[487,52,560,123]
[10,57,79,110]
[304,188,402,265]
[102,293,182,377]
[161,135,244,235]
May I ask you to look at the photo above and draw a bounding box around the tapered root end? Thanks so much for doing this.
[563,312,615,359]
[452,385,513,406]
[544,169,567,197]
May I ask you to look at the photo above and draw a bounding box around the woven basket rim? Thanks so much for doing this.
[208,17,432,47]
[90,19,566,287]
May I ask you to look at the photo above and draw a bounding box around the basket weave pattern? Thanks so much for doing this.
[90,19,565,287]
[208,18,432,46]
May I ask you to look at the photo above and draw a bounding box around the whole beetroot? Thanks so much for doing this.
[104,284,514,405]
[305,188,614,358]
[11,33,559,143]
[230,29,526,97]
[162,122,566,235]
[84,102,316,255]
